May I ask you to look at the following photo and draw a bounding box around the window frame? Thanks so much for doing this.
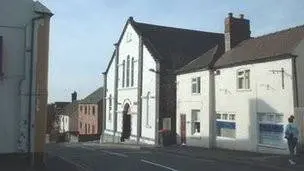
[216,112,236,139]
[122,60,125,87]
[237,69,250,90]
[191,109,201,136]
[126,56,130,87]
[191,77,201,94]
[131,57,134,87]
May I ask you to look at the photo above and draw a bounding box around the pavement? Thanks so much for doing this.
[43,142,304,171]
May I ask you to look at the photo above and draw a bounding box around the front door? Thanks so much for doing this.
[180,114,186,145]
[121,103,131,142]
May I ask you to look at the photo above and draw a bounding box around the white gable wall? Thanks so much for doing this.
[105,57,115,133]
[215,58,294,154]
[141,45,156,141]
[117,23,139,136]
[176,70,211,147]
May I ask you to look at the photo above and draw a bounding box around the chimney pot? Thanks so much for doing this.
[240,14,244,19]
[228,12,233,18]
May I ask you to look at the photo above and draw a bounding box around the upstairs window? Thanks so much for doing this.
[0,36,3,77]
[237,69,250,89]
[92,106,96,115]
[122,60,125,87]
[131,57,134,86]
[191,77,201,94]
[85,106,87,114]
[126,56,130,87]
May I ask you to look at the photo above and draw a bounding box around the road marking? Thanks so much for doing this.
[141,159,179,171]
[47,152,90,171]
[100,150,128,158]
[80,146,128,158]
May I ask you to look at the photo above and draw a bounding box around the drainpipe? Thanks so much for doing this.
[137,35,143,144]
[27,15,44,158]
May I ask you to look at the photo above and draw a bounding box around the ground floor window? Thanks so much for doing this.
[216,113,236,138]
[258,112,284,146]
[191,110,201,135]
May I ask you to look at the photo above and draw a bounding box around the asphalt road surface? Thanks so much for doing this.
[46,143,279,171]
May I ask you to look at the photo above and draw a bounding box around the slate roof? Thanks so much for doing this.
[80,87,104,104]
[176,44,224,74]
[33,1,53,16]
[214,25,304,68]
[105,17,224,73]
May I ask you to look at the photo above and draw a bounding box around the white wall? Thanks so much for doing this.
[104,22,157,143]
[215,58,294,154]
[0,0,39,153]
[141,45,156,140]
[117,23,139,135]
[176,70,211,147]
[59,115,69,133]
[105,56,115,131]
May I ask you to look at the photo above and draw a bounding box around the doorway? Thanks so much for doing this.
[121,103,131,142]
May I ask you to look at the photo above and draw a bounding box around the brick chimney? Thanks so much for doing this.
[225,13,251,52]
[71,91,77,102]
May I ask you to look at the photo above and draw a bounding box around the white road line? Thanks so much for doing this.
[48,152,89,171]
[80,146,128,158]
[141,159,179,171]
[100,150,128,158]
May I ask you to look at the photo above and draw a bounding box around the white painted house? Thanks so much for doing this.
[0,0,52,163]
[176,13,304,154]
[58,115,70,133]
[102,17,223,144]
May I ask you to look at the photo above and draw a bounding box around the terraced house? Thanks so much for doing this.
[176,13,304,154]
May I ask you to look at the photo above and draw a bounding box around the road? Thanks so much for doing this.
[46,143,279,171]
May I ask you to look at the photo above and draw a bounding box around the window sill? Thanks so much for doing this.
[190,135,202,139]
[118,87,137,91]
[236,89,252,92]
[216,136,236,141]
[191,93,201,96]
[258,144,287,150]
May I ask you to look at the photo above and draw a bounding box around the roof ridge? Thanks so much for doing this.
[254,24,304,39]
[133,20,223,35]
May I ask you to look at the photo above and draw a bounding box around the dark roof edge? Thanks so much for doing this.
[214,53,296,70]
[176,67,209,75]
[104,50,116,74]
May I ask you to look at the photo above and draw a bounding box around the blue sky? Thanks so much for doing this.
[40,0,304,103]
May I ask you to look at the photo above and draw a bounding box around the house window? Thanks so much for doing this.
[85,106,87,114]
[191,77,201,94]
[0,36,3,76]
[191,110,201,135]
[92,125,95,134]
[122,60,125,87]
[126,56,130,87]
[92,106,96,115]
[237,69,250,89]
[108,94,112,121]
[258,112,284,147]
[88,106,90,115]
[131,57,134,86]
[80,122,82,129]
[85,124,87,134]
[216,113,236,138]
[88,124,90,134]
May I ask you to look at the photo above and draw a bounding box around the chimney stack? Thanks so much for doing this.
[71,91,77,102]
[224,12,251,52]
